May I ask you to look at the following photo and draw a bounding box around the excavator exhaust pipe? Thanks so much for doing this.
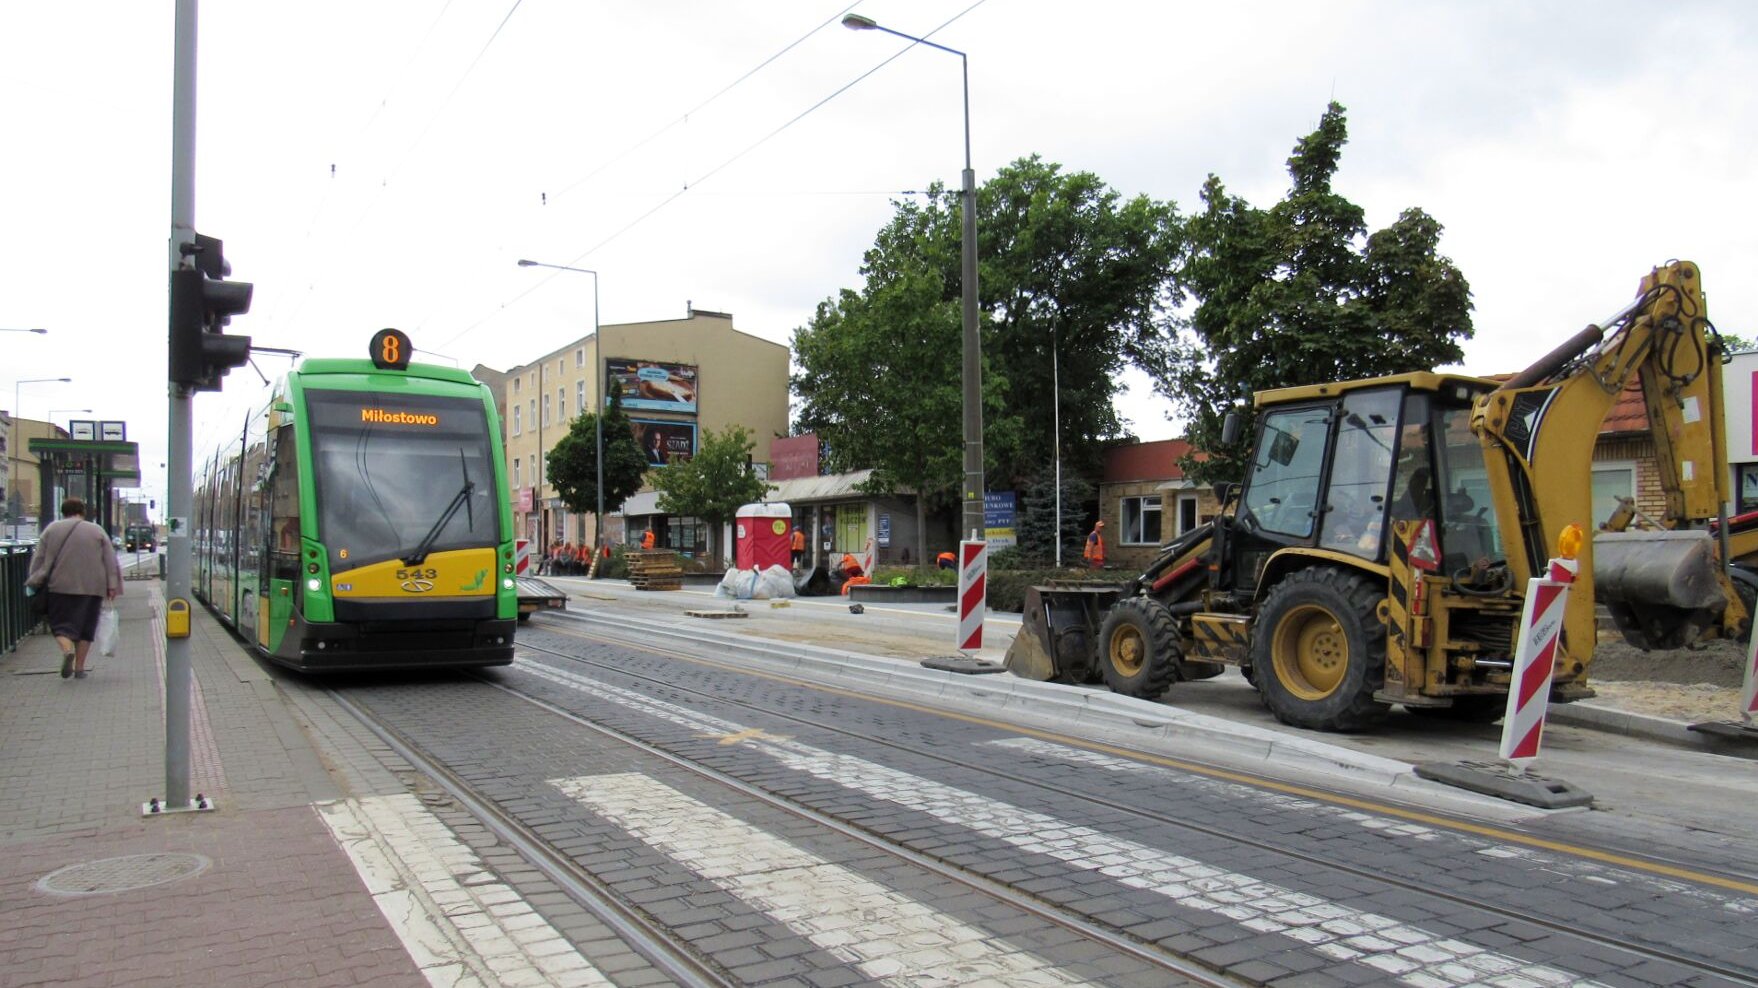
[1594,529,1728,649]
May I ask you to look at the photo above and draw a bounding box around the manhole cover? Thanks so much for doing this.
[35,853,211,896]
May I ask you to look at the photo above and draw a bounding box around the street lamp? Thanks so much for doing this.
[516,259,602,568]
[49,408,93,436]
[9,376,71,539]
[843,14,985,540]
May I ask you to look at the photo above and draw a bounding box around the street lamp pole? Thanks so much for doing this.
[10,376,71,539]
[843,14,984,540]
[517,259,602,566]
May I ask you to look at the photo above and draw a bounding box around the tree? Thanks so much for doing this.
[792,156,1183,560]
[1012,471,1094,568]
[546,380,648,545]
[1165,102,1473,484]
[651,424,770,568]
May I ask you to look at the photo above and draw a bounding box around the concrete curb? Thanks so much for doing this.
[544,608,1519,810]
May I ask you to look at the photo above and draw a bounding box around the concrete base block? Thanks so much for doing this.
[1413,760,1592,809]
[921,655,1006,675]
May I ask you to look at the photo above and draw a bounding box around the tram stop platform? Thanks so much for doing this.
[0,586,433,987]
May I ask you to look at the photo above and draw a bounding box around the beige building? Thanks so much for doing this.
[497,307,789,556]
[3,414,65,540]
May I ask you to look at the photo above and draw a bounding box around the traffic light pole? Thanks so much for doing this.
[158,0,199,816]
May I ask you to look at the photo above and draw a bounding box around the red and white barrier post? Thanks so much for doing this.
[860,536,876,580]
[1498,527,1582,767]
[514,539,532,576]
[956,540,987,652]
[1741,622,1758,728]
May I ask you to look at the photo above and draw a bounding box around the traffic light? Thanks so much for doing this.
[169,233,253,391]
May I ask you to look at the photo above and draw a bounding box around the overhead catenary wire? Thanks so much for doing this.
[436,0,987,352]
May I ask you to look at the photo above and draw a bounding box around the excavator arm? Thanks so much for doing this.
[1474,261,1744,665]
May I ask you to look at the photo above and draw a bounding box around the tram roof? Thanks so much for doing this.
[292,358,483,390]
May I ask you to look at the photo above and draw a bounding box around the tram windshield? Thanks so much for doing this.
[304,389,500,571]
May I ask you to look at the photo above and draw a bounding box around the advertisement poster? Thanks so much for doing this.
[632,419,697,467]
[984,491,1017,548]
[607,358,698,413]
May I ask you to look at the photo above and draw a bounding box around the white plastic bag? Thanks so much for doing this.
[95,604,119,657]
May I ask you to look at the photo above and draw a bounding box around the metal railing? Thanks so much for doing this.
[1,541,41,652]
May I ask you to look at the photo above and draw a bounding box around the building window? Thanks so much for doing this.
[543,394,551,427]
[1591,463,1636,529]
[529,399,536,427]
[558,387,566,421]
[1120,495,1162,545]
[577,381,585,416]
[1177,494,1199,536]
[513,378,521,394]
[513,457,521,487]
[512,406,522,436]
[575,348,584,368]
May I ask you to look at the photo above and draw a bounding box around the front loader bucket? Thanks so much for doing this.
[1006,589,1060,681]
[1594,529,1730,649]
[1004,585,1122,683]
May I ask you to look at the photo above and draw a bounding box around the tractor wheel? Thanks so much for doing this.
[1250,567,1390,731]
[1097,597,1182,700]
[1406,696,1506,724]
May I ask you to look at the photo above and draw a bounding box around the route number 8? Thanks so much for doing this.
[370,328,413,370]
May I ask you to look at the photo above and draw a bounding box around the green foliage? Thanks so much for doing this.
[870,565,957,587]
[984,569,1119,613]
[546,381,648,526]
[1166,102,1473,484]
[791,155,1184,516]
[1012,472,1095,566]
[651,424,770,566]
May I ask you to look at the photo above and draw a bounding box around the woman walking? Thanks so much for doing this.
[26,497,123,679]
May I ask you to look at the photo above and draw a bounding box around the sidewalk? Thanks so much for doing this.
[0,587,427,987]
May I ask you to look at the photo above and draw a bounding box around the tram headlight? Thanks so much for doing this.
[307,578,322,592]
[502,578,515,590]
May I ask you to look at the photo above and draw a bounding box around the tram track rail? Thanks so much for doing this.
[512,618,1758,988]
[330,667,1242,988]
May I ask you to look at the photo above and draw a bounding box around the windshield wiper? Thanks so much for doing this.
[403,449,474,566]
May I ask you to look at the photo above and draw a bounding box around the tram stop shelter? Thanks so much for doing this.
[27,431,140,536]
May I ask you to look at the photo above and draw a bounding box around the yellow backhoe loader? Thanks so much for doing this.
[1006,261,1747,731]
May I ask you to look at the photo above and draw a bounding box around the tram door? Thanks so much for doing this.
[261,424,302,653]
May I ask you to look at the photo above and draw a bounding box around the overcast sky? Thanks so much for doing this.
[3,1,1754,520]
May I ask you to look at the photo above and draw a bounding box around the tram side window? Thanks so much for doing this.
[271,425,301,560]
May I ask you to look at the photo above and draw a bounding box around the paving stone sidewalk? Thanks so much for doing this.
[0,587,426,987]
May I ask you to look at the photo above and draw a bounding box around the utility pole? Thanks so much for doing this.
[161,0,198,816]
[157,0,250,816]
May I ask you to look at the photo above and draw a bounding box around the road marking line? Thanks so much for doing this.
[520,659,1610,987]
[987,737,1758,913]
[553,773,1090,986]
[318,793,610,988]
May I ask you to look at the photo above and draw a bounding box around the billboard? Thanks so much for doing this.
[607,358,698,413]
[632,419,696,467]
[984,491,1017,548]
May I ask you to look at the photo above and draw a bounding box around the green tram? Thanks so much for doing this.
[193,330,516,671]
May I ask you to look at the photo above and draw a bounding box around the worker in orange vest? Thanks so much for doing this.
[1082,520,1106,569]
[791,527,807,569]
[641,526,656,550]
[936,551,956,571]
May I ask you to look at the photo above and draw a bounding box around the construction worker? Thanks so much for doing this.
[936,551,956,571]
[1083,520,1106,569]
[791,526,807,568]
[641,526,656,550]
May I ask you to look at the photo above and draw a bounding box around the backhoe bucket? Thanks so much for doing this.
[1004,585,1120,683]
[1594,529,1728,649]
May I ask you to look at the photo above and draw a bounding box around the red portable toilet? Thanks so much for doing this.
[735,502,793,571]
